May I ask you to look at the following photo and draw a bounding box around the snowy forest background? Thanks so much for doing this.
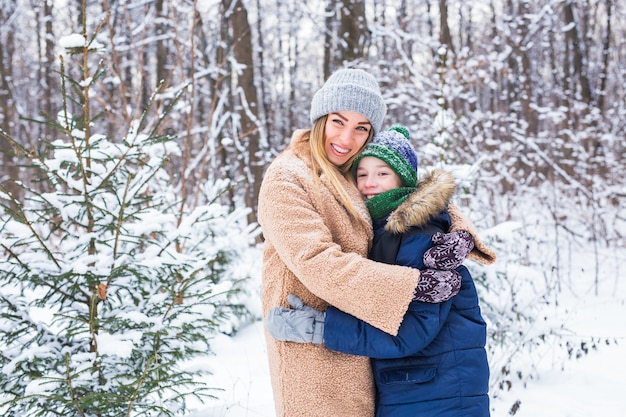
[0,0,624,415]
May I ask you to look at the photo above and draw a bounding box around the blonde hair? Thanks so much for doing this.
[306,116,374,219]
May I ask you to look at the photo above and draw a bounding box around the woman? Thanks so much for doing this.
[257,68,495,417]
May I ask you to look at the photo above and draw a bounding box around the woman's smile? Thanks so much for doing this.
[324,111,371,166]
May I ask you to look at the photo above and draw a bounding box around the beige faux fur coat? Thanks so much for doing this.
[257,130,496,417]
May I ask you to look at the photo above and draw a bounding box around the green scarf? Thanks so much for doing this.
[365,187,415,220]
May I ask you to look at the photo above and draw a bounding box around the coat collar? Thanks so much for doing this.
[385,169,456,234]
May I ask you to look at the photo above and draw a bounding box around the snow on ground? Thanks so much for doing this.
[188,323,274,417]
[191,293,626,417]
[493,338,626,416]
[490,292,626,417]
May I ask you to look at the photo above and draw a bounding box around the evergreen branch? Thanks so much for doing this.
[0,294,67,353]
[89,142,132,193]
[149,81,188,137]
[110,173,133,272]
[126,353,158,417]
[58,55,91,191]
[0,121,76,192]
[64,352,86,417]
[58,55,97,254]
[85,95,169,196]
[130,160,172,204]
[0,187,62,270]
[88,291,99,351]
[0,243,29,270]
[0,128,36,159]
[38,276,90,305]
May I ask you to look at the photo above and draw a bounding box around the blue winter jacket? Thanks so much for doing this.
[323,204,490,416]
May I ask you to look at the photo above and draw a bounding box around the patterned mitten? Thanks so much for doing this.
[412,269,462,303]
[423,230,475,271]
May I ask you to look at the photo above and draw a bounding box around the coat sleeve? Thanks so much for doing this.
[448,204,497,265]
[323,299,453,359]
[258,159,420,336]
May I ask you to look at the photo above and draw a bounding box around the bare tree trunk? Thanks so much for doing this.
[219,0,262,224]
[255,0,271,142]
[0,1,20,201]
[370,0,383,63]
[216,2,231,187]
[439,0,455,55]
[155,0,170,90]
[461,3,473,50]
[563,0,593,103]
[323,0,334,79]
[324,0,369,72]
[338,0,368,63]
[232,0,262,224]
[426,0,434,38]
[597,0,612,111]
[43,0,57,143]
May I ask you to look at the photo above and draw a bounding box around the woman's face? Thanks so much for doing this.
[356,156,403,199]
[323,111,372,167]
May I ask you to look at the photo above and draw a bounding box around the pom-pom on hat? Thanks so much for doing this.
[310,68,387,135]
[353,125,419,188]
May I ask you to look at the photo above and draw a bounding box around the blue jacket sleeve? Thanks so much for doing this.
[323,298,453,359]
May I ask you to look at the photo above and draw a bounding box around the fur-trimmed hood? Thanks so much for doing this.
[385,168,497,265]
[386,169,456,234]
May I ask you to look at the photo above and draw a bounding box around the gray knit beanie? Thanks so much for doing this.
[309,68,387,134]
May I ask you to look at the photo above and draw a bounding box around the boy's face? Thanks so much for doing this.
[356,156,403,200]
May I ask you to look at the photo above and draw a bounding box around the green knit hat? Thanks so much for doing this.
[353,125,418,187]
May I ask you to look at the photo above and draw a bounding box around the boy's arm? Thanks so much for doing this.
[447,204,497,265]
[323,299,453,359]
[265,294,454,359]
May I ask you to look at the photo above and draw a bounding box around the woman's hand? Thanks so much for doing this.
[265,294,325,345]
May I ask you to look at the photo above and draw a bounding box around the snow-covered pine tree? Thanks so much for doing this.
[0,15,258,417]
